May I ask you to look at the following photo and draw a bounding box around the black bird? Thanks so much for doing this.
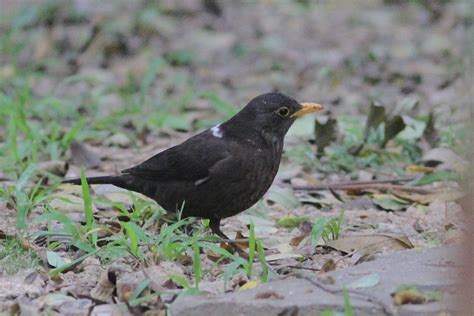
[64,93,322,239]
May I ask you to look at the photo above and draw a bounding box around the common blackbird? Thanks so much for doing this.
[64,93,322,239]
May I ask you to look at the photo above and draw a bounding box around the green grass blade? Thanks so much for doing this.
[193,241,202,289]
[311,217,328,246]
[122,222,140,257]
[343,287,354,316]
[80,169,94,230]
[130,279,150,303]
[15,163,37,230]
[247,222,255,277]
[256,240,268,283]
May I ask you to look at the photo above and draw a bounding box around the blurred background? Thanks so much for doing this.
[1,1,471,174]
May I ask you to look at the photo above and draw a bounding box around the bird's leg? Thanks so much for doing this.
[209,217,230,240]
[209,217,248,257]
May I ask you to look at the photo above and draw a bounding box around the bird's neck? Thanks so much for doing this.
[220,119,285,152]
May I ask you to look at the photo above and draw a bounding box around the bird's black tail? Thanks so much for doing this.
[63,176,124,186]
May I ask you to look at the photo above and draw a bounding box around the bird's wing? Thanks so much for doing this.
[121,131,230,182]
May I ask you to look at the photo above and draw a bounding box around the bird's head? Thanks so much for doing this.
[222,92,323,142]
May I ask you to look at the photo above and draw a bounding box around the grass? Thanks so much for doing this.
[310,209,346,246]
[0,4,469,314]
[0,58,465,289]
[0,238,40,274]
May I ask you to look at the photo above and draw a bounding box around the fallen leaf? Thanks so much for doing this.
[38,293,75,309]
[347,273,380,289]
[412,171,459,186]
[325,234,413,256]
[405,164,434,174]
[237,214,277,235]
[176,254,193,265]
[277,214,307,229]
[397,115,426,141]
[265,253,303,262]
[90,269,117,303]
[239,281,258,291]
[266,186,300,209]
[47,251,69,268]
[320,259,336,273]
[274,242,294,254]
[290,235,307,247]
[254,291,284,300]
[372,194,411,211]
[392,285,425,305]
[104,132,132,148]
[234,231,249,249]
[206,249,223,261]
[421,147,467,172]
[392,190,465,205]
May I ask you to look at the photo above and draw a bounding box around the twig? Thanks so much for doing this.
[206,237,268,244]
[294,177,415,189]
[294,182,433,195]
[281,265,320,272]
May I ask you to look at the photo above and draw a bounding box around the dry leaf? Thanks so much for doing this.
[290,234,307,248]
[325,234,413,256]
[265,253,303,261]
[235,231,249,249]
[176,254,192,265]
[254,291,284,300]
[392,190,465,205]
[421,147,468,172]
[239,281,258,291]
[90,269,116,303]
[405,164,434,174]
[320,259,336,273]
[392,286,426,305]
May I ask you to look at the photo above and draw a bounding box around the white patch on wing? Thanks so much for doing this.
[194,176,210,186]
[211,124,223,138]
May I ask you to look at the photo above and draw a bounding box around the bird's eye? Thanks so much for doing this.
[277,107,290,117]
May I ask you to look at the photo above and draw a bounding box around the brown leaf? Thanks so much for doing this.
[421,147,468,172]
[144,309,167,316]
[90,269,117,303]
[235,231,249,249]
[319,259,336,273]
[392,190,465,205]
[392,287,426,305]
[176,254,193,265]
[290,234,307,247]
[206,249,223,262]
[325,234,413,256]
[254,291,284,300]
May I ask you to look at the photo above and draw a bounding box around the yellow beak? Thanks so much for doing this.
[291,103,323,118]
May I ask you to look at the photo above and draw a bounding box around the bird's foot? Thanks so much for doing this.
[209,218,248,258]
